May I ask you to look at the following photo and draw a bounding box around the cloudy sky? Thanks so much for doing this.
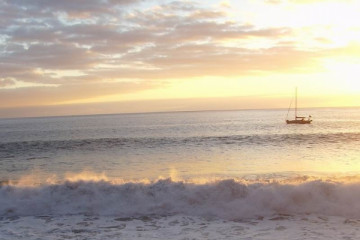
[1,0,360,117]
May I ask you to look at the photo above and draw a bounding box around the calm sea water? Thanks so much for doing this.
[1,107,359,182]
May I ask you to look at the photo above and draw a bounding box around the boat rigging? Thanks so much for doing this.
[286,87,312,124]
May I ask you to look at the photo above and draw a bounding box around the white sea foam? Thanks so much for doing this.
[1,178,360,220]
[2,214,360,240]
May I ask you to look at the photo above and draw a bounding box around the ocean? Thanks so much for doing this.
[0,108,360,239]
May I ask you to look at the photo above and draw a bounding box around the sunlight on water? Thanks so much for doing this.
[0,108,359,183]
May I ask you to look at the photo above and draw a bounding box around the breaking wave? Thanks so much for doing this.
[1,178,360,219]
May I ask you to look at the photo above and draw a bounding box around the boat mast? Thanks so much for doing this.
[295,87,297,119]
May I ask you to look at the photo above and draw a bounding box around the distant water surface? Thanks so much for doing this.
[0,107,359,182]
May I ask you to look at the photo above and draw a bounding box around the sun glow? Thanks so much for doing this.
[323,59,360,94]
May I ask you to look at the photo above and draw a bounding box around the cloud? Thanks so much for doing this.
[8,43,96,70]
[0,1,295,83]
[0,80,161,108]
[0,79,15,87]
[5,0,139,16]
[265,0,352,4]
[265,0,283,4]
[0,0,357,110]
[220,1,231,8]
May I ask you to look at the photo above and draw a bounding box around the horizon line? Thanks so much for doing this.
[1,105,359,120]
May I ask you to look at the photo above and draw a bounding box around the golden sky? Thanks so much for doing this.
[0,0,359,117]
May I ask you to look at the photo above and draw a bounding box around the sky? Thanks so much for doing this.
[1,0,360,118]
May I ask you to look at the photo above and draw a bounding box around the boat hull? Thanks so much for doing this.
[286,119,312,124]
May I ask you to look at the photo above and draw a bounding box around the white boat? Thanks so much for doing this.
[286,87,312,124]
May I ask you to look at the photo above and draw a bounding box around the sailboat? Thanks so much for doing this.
[286,87,312,124]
